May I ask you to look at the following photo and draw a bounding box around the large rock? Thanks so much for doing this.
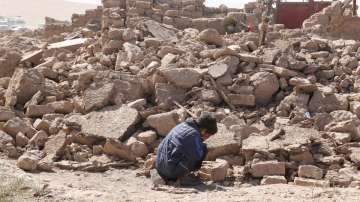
[208,63,229,79]
[228,94,255,107]
[67,106,140,141]
[298,165,323,180]
[123,42,143,63]
[144,20,177,42]
[242,126,320,162]
[3,117,37,138]
[205,124,240,160]
[198,29,223,46]
[41,130,68,163]
[199,159,229,182]
[29,131,48,148]
[261,176,287,185]
[5,68,44,106]
[309,91,348,113]
[146,110,180,136]
[17,150,45,172]
[0,131,14,150]
[0,50,21,77]
[48,101,74,114]
[80,83,114,113]
[350,148,360,166]
[294,177,330,187]
[103,139,136,161]
[250,72,279,105]
[136,130,157,145]
[26,105,55,118]
[250,161,285,177]
[160,68,201,89]
[155,83,186,107]
[0,107,16,121]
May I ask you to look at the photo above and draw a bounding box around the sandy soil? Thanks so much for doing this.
[0,0,99,28]
[1,158,360,202]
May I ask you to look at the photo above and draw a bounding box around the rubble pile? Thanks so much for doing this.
[1,0,360,189]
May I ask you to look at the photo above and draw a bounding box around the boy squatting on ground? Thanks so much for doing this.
[155,112,218,185]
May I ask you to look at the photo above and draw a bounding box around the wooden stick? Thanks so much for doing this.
[207,75,235,111]
[173,101,197,118]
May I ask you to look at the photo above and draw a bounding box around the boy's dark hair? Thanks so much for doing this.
[197,112,218,134]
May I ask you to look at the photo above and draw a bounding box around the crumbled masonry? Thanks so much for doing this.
[0,0,360,188]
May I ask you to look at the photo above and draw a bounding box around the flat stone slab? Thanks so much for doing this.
[144,20,177,42]
[67,106,140,141]
[205,124,240,160]
[48,38,88,51]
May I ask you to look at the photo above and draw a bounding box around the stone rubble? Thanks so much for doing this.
[0,0,360,189]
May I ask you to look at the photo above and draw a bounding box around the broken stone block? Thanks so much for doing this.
[0,107,15,122]
[5,68,44,106]
[250,161,285,177]
[325,170,352,187]
[309,91,348,113]
[122,28,137,42]
[200,89,221,104]
[67,106,140,141]
[160,68,201,89]
[250,72,279,105]
[103,139,136,161]
[260,176,287,185]
[310,51,329,59]
[199,159,229,182]
[350,101,360,118]
[350,148,360,167]
[33,119,50,132]
[208,63,229,79]
[29,131,48,148]
[48,38,87,51]
[198,28,223,46]
[129,140,148,158]
[144,38,162,48]
[155,83,186,108]
[42,130,68,163]
[144,20,177,42]
[15,132,29,147]
[23,49,45,66]
[26,105,55,118]
[146,110,180,136]
[80,83,114,113]
[0,130,14,150]
[239,53,261,63]
[123,42,143,63]
[205,124,240,160]
[221,115,245,129]
[298,165,323,180]
[136,130,157,145]
[328,132,352,144]
[3,117,37,138]
[267,65,299,78]
[48,101,74,114]
[294,177,330,187]
[0,50,21,77]
[261,48,281,64]
[17,150,45,172]
[228,94,256,107]
[157,46,184,58]
[161,53,177,67]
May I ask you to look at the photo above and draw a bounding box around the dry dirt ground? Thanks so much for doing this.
[1,158,360,202]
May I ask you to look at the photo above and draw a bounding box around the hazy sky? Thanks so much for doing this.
[66,0,246,8]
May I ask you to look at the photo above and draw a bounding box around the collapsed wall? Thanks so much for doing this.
[303,1,360,40]
[101,0,247,34]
